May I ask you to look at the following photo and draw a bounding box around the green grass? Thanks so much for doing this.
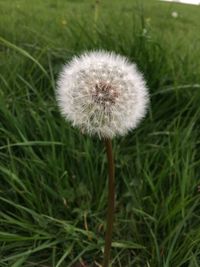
[0,0,200,266]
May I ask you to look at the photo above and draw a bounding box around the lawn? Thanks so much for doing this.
[0,0,200,266]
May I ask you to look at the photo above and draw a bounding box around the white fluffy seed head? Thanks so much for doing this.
[56,51,149,139]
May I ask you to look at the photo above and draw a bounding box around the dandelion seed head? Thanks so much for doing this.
[56,51,149,138]
[171,11,178,18]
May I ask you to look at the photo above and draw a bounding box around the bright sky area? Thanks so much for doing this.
[161,0,200,5]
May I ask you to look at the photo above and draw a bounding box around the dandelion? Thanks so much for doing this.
[171,11,178,18]
[56,50,149,267]
[56,51,149,139]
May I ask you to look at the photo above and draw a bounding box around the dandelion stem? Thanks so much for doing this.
[103,139,115,267]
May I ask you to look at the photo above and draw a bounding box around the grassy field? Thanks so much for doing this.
[0,0,200,266]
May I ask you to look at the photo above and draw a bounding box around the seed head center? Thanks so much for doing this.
[92,81,118,106]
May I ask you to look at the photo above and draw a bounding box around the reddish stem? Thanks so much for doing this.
[103,139,115,267]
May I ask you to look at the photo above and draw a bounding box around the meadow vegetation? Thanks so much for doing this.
[0,0,200,266]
